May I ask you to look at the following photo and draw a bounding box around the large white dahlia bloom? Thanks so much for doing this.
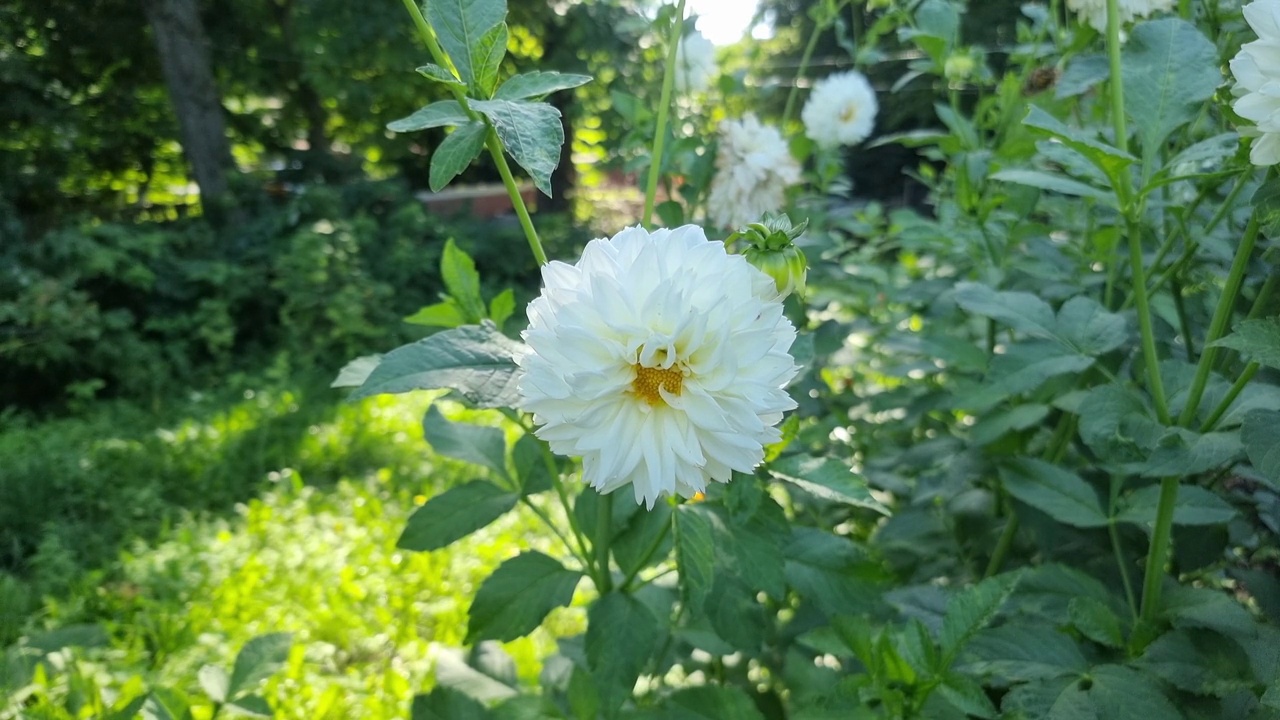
[802,70,879,148]
[1065,0,1173,31]
[516,225,799,508]
[706,115,802,230]
[1231,0,1280,166]
[675,29,717,94]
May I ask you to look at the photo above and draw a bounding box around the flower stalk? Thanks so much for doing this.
[642,0,688,229]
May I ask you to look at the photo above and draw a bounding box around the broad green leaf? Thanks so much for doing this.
[1000,458,1108,528]
[613,502,671,578]
[397,480,517,552]
[1243,410,1280,485]
[1133,631,1217,694]
[472,23,507,97]
[331,354,383,388]
[434,647,517,703]
[431,121,488,192]
[425,0,507,90]
[1160,132,1239,181]
[227,633,292,701]
[495,71,592,101]
[768,454,889,513]
[940,573,1019,664]
[1089,664,1180,719]
[512,432,551,495]
[404,301,466,329]
[198,665,229,703]
[955,341,1095,413]
[784,527,877,617]
[469,644,518,690]
[718,502,788,598]
[471,99,563,197]
[969,403,1050,446]
[953,283,1056,338]
[938,674,997,719]
[141,690,189,720]
[440,239,485,323]
[1056,53,1109,98]
[964,623,1089,681]
[1163,585,1260,640]
[226,695,273,718]
[587,593,660,713]
[1054,296,1127,356]
[1211,318,1280,370]
[467,551,582,642]
[488,289,515,331]
[1022,106,1134,181]
[1117,484,1237,527]
[1078,384,1152,462]
[423,405,508,479]
[411,686,491,720]
[1121,19,1221,168]
[675,505,715,612]
[651,686,767,720]
[347,322,521,407]
[990,168,1113,202]
[1134,427,1244,478]
[416,63,466,91]
[1254,176,1280,237]
[1068,597,1124,648]
[388,100,469,133]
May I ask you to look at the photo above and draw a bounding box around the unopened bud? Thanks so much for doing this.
[730,213,809,300]
[944,54,975,82]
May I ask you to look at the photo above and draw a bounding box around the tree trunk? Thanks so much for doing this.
[142,0,235,216]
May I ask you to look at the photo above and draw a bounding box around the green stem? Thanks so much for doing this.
[520,496,587,567]
[1107,474,1139,620]
[1199,362,1258,433]
[621,517,673,591]
[1177,214,1260,426]
[594,492,614,592]
[1247,271,1277,321]
[401,0,547,265]
[1128,219,1171,424]
[986,415,1076,578]
[1104,0,1130,161]
[1171,278,1194,362]
[1139,476,1179,625]
[642,0,687,229]
[783,14,827,128]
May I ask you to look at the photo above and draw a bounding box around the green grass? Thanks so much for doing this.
[2,373,579,718]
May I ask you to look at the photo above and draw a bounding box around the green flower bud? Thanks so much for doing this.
[744,243,808,300]
[944,54,976,82]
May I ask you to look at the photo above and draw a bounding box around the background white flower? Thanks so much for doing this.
[801,70,879,148]
[1065,0,1174,32]
[516,225,799,508]
[706,115,802,230]
[675,30,717,94]
[1231,0,1280,166]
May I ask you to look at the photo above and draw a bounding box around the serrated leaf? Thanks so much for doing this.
[940,573,1019,664]
[1134,427,1244,478]
[411,686,491,720]
[388,100,469,133]
[587,592,660,714]
[425,0,507,90]
[198,664,229,703]
[423,405,508,479]
[1000,458,1108,528]
[654,686,767,720]
[1121,19,1221,168]
[404,301,467,329]
[467,551,582,642]
[964,623,1089,681]
[471,99,563,197]
[955,341,1096,413]
[1254,176,1280,237]
[969,403,1050,446]
[1069,597,1125,648]
[494,71,591,100]
[990,168,1113,202]
[397,480,517,552]
[417,63,466,91]
[1054,296,1127,356]
[1243,410,1280,485]
[488,289,515,331]
[347,322,520,407]
[954,283,1057,338]
[227,633,292,701]
[512,432,551,495]
[1212,318,1280,370]
[1078,384,1152,462]
[613,502,672,578]
[1057,54,1109,98]
[768,454,889,514]
[938,674,997,719]
[431,121,488,192]
[331,354,383,388]
[784,527,877,618]
[1022,105,1134,181]
[440,239,485,323]
[472,22,507,97]
[1090,664,1180,719]
[1117,484,1238,527]
[675,505,715,613]
[226,695,273,718]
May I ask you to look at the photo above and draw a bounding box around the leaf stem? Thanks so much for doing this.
[782,10,829,128]
[594,491,614,592]
[1138,476,1178,626]
[1107,474,1139,620]
[986,415,1076,577]
[621,516,673,591]
[1199,362,1258,433]
[642,0,687,229]
[400,0,547,265]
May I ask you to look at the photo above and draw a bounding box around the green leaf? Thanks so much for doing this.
[990,168,1113,202]
[423,405,508,479]
[940,573,1019,664]
[955,341,1095,413]
[405,301,467,329]
[675,505,716,613]
[1000,458,1108,529]
[434,647,517,703]
[1054,296,1128,356]
[331,354,384,389]
[226,633,292,701]
[1133,631,1216,694]
[1254,176,1280,238]
[964,623,1089,681]
[347,322,520,407]
[488,289,515,331]
[613,502,672,578]
[440,239,486,323]
[141,690,189,720]
[226,695,274,718]
[388,100,469,133]
[512,432,552,495]
[1120,19,1221,168]
[467,551,582,642]
[938,674,997,719]
[431,122,489,192]
[784,527,877,617]
[494,71,592,100]
[397,480,518,552]
[954,283,1056,338]
[1134,427,1244,478]
[969,403,1050,446]
[411,686,491,720]
[416,63,466,91]
[1078,384,1152,462]
[655,200,684,228]
[1243,410,1280,485]
[768,455,889,514]
[587,592,660,713]
[1211,318,1280,370]
[1068,597,1125,648]
[472,22,507,97]
[425,0,507,90]
[1117,484,1237,528]
[652,686,767,720]
[198,664,229,703]
[1090,664,1180,720]
[470,99,563,197]
[1022,105,1134,181]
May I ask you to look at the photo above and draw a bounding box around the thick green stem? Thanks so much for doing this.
[594,492,614,592]
[401,0,547,265]
[1177,215,1260,426]
[1128,219,1171,424]
[1139,477,1179,625]
[1247,271,1277,321]
[642,0,687,229]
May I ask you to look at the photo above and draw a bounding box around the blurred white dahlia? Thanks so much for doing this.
[801,70,879,148]
[1065,0,1173,31]
[706,115,802,230]
[1231,0,1280,166]
[515,225,799,508]
[675,29,717,94]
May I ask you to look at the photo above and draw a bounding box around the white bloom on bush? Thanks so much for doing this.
[706,115,802,230]
[675,29,717,94]
[1231,0,1280,166]
[801,70,879,148]
[516,225,799,508]
[1065,0,1174,31]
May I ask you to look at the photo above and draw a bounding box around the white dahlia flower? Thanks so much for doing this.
[801,70,879,148]
[516,225,799,508]
[706,115,802,230]
[1065,0,1174,31]
[675,29,717,94]
[1231,0,1280,166]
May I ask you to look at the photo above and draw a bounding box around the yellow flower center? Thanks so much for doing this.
[632,364,684,406]
[840,104,858,123]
